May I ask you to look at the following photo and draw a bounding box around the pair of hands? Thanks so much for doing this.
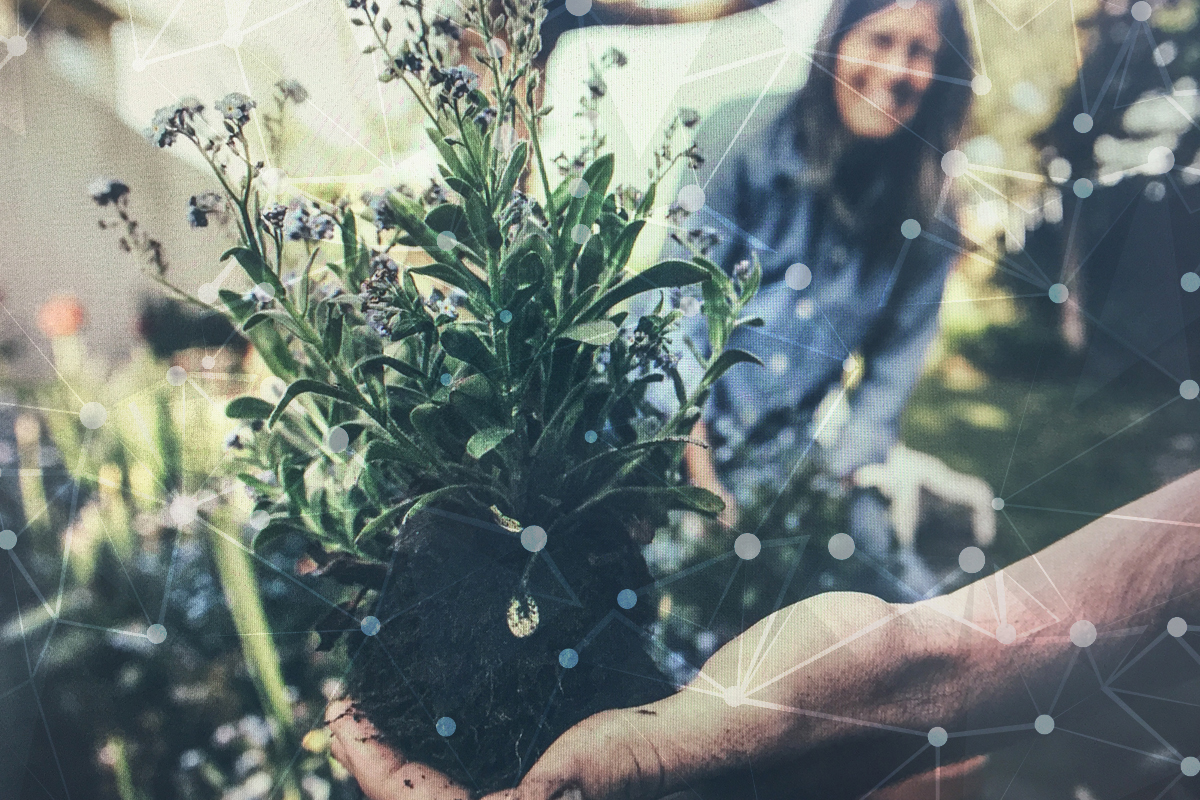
[326,699,680,800]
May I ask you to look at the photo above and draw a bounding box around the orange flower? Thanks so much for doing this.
[37,296,86,338]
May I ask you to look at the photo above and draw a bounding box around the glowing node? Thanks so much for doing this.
[785,263,812,291]
[928,727,948,747]
[1034,714,1054,735]
[201,355,216,370]
[1167,616,1188,637]
[222,27,244,48]
[559,648,579,668]
[583,430,598,443]
[991,497,1005,511]
[1073,178,1093,198]
[436,231,457,251]
[941,150,969,178]
[569,177,589,198]
[565,0,591,16]
[901,219,921,239]
[249,510,271,531]
[1181,272,1200,293]
[1048,284,1069,304]
[327,426,349,453]
[131,57,147,73]
[971,75,992,96]
[1182,757,1200,777]
[959,546,985,574]
[1073,113,1093,134]
[723,685,744,707]
[1147,146,1175,175]
[677,184,705,213]
[260,167,287,192]
[520,525,547,553]
[360,616,381,636]
[486,38,507,59]
[896,0,916,8]
[260,376,286,401]
[197,283,219,304]
[0,530,15,550]
[146,624,168,644]
[1070,619,1097,648]
[170,495,199,526]
[617,589,637,609]
[734,533,761,560]
[1181,380,1199,400]
[435,717,456,737]
[571,224,591,245]
[498,309,513,323]
[828,532,855,560]
[996,623,1017,644]
[79,402,108,430]
[680,296,701,316]
[1131,0,1151,21]
[167,366,188,386]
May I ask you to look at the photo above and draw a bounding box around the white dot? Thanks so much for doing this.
[680,296,701,316]
[437,231,457,251]
[201,355,217,370]
[569,178,589,198]
[565,0,591,15]
[169,495,199,527]
[435,716,456,736]
[1073,178,1093,198]
[1073,113,1093,134]
[896,0,916,8]
[571,224,591,245]
[254,282,276,301]
[723,685,744,707]
[1070,619,1097,647]
[260,168,286,192]
[996,623,1017,644]
[197,283,219,304]
[1167,616,1188,637]
[5,36,27,58]
[959,546,986,574]
[249,510,271,531]
[1034,714,1055,734]
[1131,0,1152,21]
[131,57,146,72]
[1148,146,1175,175]
[1145,181,1167,202]
[1182,757,1200,777]
[327,426,349,453]
[769,353,790,374]
[677,184,705,213]
[260,376,286,401]
[79,402,108,430]
[1048,157,1073,184]
[617,589,637,609]
[971,75,992,95]
[487,38,507,59]
[521,525,547,552]
[1049,283,1069,304]
[222,27,244,48]
[734,533,761,560]
[360,616,381,636]
[167,366,188,386]
[146,624,167,644]
[941,150,969,178]
[0,530,16,550]
[828,532,855,560]
[559,648,579,668]
[1181,272,1200,293]
[1181,380,1199,400]
[785,263,812,290]
[928,727,948,747]
[901,219,922,239]
[991,497,1005,511]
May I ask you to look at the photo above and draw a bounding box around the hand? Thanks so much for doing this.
[325,699,472,800]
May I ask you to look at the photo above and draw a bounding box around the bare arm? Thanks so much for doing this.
[502,469,1200,800]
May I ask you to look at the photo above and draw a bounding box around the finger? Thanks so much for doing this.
[325,701,409,800]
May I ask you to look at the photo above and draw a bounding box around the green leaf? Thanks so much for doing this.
[355,504,406,545]
[699,348,763,393]
[221,246,276,287]
[226,396,275,419]
[408,261,491,302]
[558,319,617,346]
[590,259,710,316]
[268,379,359,427]
[670,485,727,515]
[466,426,513,460]
[425,204,478,251]
[608,219,645,274]
[353,354,425,381]
[439,326,500,375]
[575,233,606,292]
[497,141,528,207]
[252,520,304,553]
[402,484,485,524]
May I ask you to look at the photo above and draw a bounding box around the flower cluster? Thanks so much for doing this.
[428,64,480,105]
[216,93,257,132]
[282,202,337,241]
[187,192,226,228]
[144,97,205,148]
[497,190,547,243]
[275,79,309,104]
[88,178,130,207]
[627,314,681,372]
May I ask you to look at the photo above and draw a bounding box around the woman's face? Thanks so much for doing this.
[833,1,941,139]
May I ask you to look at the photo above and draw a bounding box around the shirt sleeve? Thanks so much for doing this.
[823,247,953,478]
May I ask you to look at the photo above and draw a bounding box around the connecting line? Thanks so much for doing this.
[1003,397,1179,501]
[998,510,1074,616]
[139,0,189,61]
[1151,775,1184,800]
[1089,24,1139,118]
[702,53,793,192]
[1109,687,1200,709]
[0,300,84,405]
[859,742,931,799]
[737,694,926,737]
[1090,648,1183,759]
[1106,630,1167,685]
[1056,727,1180,763]
[704,559,742,630]
[1048,647,1080,715]
[682,47,790,85]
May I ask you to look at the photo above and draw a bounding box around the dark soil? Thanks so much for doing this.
[346,510,675,796]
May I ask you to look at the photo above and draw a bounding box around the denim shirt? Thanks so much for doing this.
[642,94,953,484]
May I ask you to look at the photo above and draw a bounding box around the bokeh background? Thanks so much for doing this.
[3,0,1200,797]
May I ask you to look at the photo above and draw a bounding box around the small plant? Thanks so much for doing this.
[134,0,763,792]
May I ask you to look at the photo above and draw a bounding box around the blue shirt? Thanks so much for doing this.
[642,93,954,487]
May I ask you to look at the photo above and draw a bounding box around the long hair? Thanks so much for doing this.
[785,0,974,266]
